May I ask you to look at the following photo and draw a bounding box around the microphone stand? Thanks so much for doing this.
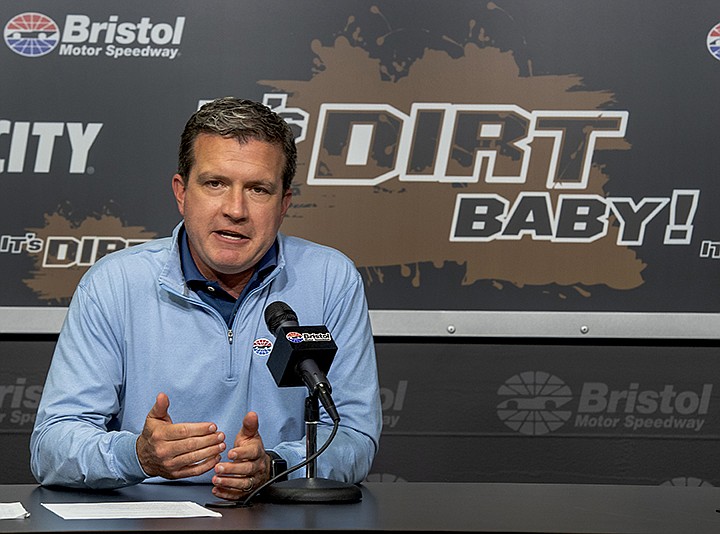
[261,391,362,503]
[305,395,319,478]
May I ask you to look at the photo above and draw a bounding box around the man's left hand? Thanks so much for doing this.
[211,411,272,501]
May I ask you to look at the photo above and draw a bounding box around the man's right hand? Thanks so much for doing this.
[136,392,226,479]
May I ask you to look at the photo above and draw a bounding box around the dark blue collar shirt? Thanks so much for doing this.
[179,226,278,328]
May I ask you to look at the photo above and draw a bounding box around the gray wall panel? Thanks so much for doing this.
[3,336,720,486]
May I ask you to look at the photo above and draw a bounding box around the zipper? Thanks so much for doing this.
[164,285,236,377]
[162,268,279,379]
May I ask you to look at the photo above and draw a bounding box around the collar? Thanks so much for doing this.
[179,225,278,297]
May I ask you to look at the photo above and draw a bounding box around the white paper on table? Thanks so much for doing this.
[41,501,222,520]
[0,502,30,519]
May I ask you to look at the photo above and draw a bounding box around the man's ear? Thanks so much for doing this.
[171,174,186,216]
[280,189,292,218]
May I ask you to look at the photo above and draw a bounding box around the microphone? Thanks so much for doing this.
[229,300,363,505]
[264,301,340,423]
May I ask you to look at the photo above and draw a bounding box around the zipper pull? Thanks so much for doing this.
[227,329,234,344]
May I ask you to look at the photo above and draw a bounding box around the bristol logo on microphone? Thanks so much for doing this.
[286,331,333,343]
[286,331,304,343]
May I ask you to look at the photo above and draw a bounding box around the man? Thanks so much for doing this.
[30,97,382,502]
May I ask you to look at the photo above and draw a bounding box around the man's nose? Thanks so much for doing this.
[223,188,248,220]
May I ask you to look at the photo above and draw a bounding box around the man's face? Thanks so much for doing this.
[172,134,291,283]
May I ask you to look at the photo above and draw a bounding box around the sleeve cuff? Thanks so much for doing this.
[113,431,149,483]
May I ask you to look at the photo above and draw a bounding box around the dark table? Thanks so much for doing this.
[2,481,720,532]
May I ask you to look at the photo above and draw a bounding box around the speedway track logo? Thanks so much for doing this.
[0,377,43,430]
[497,371,573,436]
[707,22,720,61]
[4,12,59,57]
[286,332,304,343]
[285,331,333,343]
[3,12,185,59]
[497,371,713,436]
[252,338,273,357]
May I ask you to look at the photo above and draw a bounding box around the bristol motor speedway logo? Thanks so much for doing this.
[4,12,185,59]
[3,12,59,57]
[286,331,304,344]
[497,371,573,435]
[497,371,713,436]
[285,331,333,343]
[0,377,43,431]
[707,22,720,62]
[252,338,273,357]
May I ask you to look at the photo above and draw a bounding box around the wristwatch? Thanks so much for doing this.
[267,450,288,481]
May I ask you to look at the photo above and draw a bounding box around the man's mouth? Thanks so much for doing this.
[215,230,248,241]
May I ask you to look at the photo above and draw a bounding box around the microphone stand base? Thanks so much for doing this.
[261,477,362,504]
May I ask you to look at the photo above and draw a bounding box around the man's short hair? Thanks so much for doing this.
[177,97,297,191]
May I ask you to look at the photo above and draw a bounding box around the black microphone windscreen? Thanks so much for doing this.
[264,301,299,334]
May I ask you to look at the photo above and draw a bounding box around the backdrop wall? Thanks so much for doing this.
[2,0,720,486]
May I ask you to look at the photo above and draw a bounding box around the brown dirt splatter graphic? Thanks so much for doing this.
[24,213,157,305]
[261,18,644,295]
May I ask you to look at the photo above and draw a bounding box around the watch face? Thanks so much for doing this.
[271,457,288,480]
